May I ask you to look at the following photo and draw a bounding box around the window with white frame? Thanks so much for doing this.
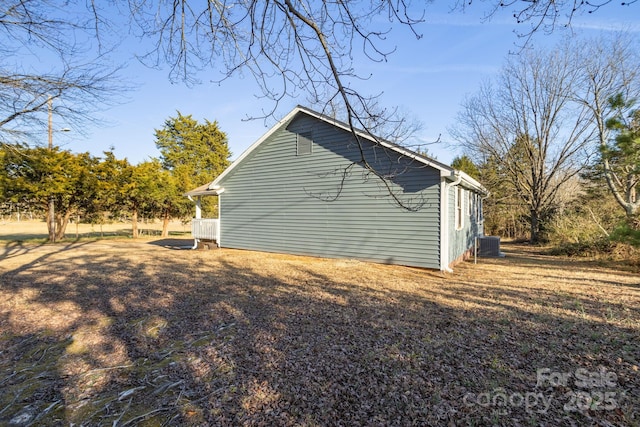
[455,186,464,230]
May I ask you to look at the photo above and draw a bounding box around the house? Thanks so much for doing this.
[186,106,487,271]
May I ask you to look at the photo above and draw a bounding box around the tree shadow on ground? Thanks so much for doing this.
[0,240,47,261]
[0,242,638,426]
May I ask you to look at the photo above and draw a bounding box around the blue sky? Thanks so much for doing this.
[54,2,640,166]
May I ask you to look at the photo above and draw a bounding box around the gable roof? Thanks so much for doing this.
[188,106,486,196]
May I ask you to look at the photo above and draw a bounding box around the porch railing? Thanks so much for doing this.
[191,218,219,241]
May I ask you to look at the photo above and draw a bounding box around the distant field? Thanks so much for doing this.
[0,219,191,241]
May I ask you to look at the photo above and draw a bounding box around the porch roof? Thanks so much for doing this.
[185,182,221,197]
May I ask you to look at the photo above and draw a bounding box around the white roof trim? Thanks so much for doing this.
[209,105,487,194]
[445,170,487,195]
[209,108,300,188]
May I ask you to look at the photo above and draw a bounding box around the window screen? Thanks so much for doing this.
[297,132,313,156]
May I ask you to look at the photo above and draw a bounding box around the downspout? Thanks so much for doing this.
[441,173,463,273]
[216,194,221,248]
[479,191,490,237]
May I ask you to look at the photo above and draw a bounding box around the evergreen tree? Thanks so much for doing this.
[0,144,98,240]
[154,112,232,230]
[451,155,480,179]
[124,160,162,238]
[89,152,135,230]
[155,112,231,185]
[601,94,640,221]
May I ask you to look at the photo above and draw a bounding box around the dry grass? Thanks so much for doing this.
[0,238,638,426]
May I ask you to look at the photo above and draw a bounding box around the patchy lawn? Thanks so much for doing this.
[0,240,638,426]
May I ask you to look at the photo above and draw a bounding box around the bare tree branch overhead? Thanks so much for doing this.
[0,0,126,145]
[123,0,437,208]
[1,0,635,206]
[0,63,125,143]
[2,0,635,139]
[455,0,637,44]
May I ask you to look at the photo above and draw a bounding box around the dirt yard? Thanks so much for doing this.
[0,239,638,426]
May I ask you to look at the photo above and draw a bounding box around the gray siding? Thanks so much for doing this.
[217,113,442,269]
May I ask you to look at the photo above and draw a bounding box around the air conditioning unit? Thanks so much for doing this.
[478,236,505,257]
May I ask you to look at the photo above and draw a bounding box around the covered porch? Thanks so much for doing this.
[185,182,224,249]
[191,218,219,242]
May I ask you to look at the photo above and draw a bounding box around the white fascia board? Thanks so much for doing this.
[443,170,488,195]
[208,107,302,189]
[459,172,488,195]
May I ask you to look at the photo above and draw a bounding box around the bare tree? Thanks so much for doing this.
[0,0,125,146]
[0,63,125,143]
[127,0,438,208]
[452,46,595,243]
[572,33,640,218]
[1,0,82,56]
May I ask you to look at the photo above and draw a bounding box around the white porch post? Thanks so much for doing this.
[191,196,202,250]
[195,196,202,219]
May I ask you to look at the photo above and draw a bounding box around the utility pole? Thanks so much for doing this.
[46,96,70,243]
[47,96,56,243]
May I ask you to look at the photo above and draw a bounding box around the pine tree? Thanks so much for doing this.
[154,112,232,231]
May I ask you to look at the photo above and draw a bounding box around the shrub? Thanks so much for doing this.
[548,237,613,257]
[610,221,640,247]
